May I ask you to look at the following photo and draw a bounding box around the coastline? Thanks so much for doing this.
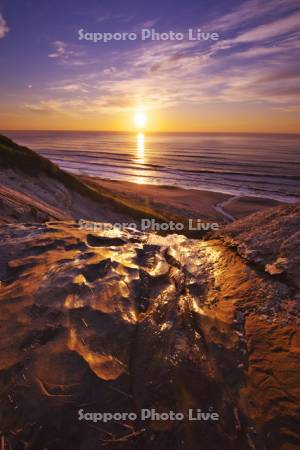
[80,176,284,224]
[0,133,289,232]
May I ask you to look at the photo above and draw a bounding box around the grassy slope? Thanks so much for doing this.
[0,134,192,229]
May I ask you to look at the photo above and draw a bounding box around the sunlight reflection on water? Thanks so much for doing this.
[135,132,146,184]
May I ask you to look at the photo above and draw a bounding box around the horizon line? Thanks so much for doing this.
[2,129,300,136]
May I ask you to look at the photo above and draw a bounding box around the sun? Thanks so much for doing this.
[134,111,147,129]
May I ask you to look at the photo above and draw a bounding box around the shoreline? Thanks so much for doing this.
[0,133,290,230]
[80,176,285,224]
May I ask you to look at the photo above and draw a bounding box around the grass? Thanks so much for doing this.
[0,134,206,237]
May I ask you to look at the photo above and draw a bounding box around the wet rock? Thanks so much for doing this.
[0,209,299,449]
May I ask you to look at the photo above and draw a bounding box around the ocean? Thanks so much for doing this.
[4,131,300,202]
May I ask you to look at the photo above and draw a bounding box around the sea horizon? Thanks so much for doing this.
[2,129,300,136]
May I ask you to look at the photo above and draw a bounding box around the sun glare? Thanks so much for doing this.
[134,111,147,129]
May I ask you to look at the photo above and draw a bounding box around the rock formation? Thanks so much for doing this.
[0,210,299,449]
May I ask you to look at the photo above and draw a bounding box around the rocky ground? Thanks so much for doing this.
[0,205,299,449]
[0,134,299,449]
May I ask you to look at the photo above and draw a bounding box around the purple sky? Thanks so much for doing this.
[0,0,300,132]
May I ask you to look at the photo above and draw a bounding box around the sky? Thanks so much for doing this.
[0,0,300,132]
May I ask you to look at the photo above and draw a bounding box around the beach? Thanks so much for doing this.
[0,130,286,229]
[4,131,300,205]
[1,131,296,230]
[81,176,283,224]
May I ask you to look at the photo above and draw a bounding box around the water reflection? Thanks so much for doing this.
[135,132,146,184]
[136,132,145,163]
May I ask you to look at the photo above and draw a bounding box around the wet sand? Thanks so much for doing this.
[81,177,284,224]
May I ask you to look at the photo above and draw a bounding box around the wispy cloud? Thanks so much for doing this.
[39,0,300,119]
[48,41,67,58]
[211,0,300,31]
[25,100,62,114]
[231,10,300,44]
[141,19,159,28]
[48,40,91,66]
[47,82,89,93]
[0,13,9,39]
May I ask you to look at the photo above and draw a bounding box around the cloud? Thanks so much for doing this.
[47,82,89,93]
[48,40,100,68]
[230,32,300,59]
[34,1,300,118]
[48,40,76,59]
[234,11,300,43]
[25,100,61,114]
[211,0,300,31]
[103,66,117,75]
[48,40,91,66]
[141,19,159,28]
[0,13,9,38]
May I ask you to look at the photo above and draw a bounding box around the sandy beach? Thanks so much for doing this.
[0,133,285,234]
[81,176,283,224]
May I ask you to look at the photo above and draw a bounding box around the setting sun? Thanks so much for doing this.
[134,111,147,129]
